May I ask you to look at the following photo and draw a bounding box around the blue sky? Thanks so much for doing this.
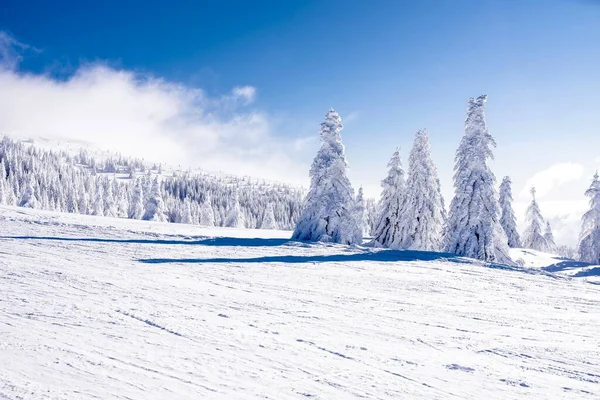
[1,0,599,244]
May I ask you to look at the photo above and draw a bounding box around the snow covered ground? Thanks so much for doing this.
[1,206,599,399]
[510,248,600,283]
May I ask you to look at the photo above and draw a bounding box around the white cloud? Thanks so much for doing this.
[0,31,39,70]
[519,162,584,199]
[0,32,310,187]
[231,86,256,104]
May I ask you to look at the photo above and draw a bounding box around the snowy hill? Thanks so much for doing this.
[1,206,599,399]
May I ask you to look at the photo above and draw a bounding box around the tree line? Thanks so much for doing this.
[0,137,303,230]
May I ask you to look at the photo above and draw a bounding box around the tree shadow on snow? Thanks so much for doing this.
[542,260,600,278]
[542,260,592,273]
[138,249,477,266]
[0,235,291,247]
[573,266,600,277]
[3,234,565,276]
[138,250,560,278]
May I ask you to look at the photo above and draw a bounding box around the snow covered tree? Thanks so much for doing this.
[354,187,369,235]
[364,198,378,236]
[10,173,20,203]
[0,159,7,205]
[0,175,6,205]
[180,198,194,224]
[498,176,522,248]
[103,178,118,217]
[444,95,512,264]
[373,149,406,247]
[292,109,362,244]
[143,177,168,222]
[65,184,79,214]
[78,181,89,215]
[225,192,245,228]
[199,195,215,226]
[19,176,38,208]
[129,178,144,219]
[577,172,600,264]
[92,184,104,216]
[115,182,129,218]
[396,129,446,251]
[5,176,16,206]
[260,203,277,229]
[522,186,548,251]
[544,221,556,252]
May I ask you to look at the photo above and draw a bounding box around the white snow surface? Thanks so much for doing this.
[510,248,600,284]
[1,206,599,399]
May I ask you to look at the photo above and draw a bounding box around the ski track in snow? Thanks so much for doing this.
[1,206,599,399]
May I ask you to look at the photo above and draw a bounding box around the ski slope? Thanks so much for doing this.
[1,206,599,399]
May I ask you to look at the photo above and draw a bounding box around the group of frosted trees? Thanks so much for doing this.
[500,173,600,265]
[293,98,600,265]
[498,176,567,257]
[0,137,302,230]
[294,97,521,265]
[291,108,449,252]
[371,129,446,252]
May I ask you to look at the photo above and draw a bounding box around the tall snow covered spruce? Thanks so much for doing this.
[292,109,362,245]
[444,95,512,264]
[498,176,522,248]
[577,172,600,264]
[396,129,446,251]
[373,148,406,248]
[522,186,548,251]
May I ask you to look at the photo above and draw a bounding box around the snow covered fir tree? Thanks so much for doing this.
[498,176,522,248]
[373,148,406,248]
[577,172,600,264]
[395,129,445,251]
[444,95,512,264]
[292,109,362,245]
[522,186,549,251]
